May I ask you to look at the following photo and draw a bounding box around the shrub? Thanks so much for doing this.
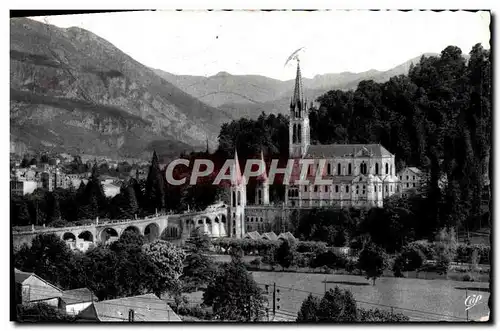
[461,272,477,282]
[296,253,314,268]
[297,294,320,322]
[296,241,328,253]
[317,287,358,321]
[407,241,435,260]
[358,308,410,322]
[249,257,262,269]
[394,245,426,276]
[344,260,358,274]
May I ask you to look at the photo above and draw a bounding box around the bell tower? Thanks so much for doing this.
[289,60,310,159]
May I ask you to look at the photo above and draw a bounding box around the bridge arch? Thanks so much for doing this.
[144,223,160,243]
[62,232,76,241]
[78,231,94,242]
[100,228,119,243]
[121,225,141,236]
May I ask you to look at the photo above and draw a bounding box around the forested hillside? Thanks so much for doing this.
[217,44,491,235]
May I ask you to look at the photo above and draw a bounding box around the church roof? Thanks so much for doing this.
[305,144,393,158]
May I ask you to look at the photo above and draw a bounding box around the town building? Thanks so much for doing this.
[397,167,423,195]
[10,179,37,196]
[61,288,97,316]
[77,293,181,322]
[236,61,401,238]
[14,269,63,308]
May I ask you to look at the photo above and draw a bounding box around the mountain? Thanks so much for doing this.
[159,53,440,119]
[10,18,231,161]
[153,69,291,107]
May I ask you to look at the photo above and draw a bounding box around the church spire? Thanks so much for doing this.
[232,148,244,186]
[291,60,304,110]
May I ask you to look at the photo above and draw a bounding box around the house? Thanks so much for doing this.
[14,269,63,308]
[397,167,423,194]
[61,288,97,316]
[278,232,296,242]
[261,232,278,241]
[77,293,182,322]
[10,179,37,196]
[102,182,120,198]
[243,231,261,240]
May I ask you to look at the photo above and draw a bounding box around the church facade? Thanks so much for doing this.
[229,61,400,238]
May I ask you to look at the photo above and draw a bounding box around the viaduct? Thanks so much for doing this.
[12,206,228,251]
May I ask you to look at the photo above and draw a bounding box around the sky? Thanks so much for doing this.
[32,10,490,81]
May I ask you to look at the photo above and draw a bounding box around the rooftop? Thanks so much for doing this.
[305,144,393,158]
[89,293,181,322]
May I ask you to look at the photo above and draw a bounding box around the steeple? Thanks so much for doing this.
[232,148,244,186]
[256,150,268,183]
[291,60,304,110]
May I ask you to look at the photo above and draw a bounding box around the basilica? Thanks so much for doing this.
[227,61,401,238]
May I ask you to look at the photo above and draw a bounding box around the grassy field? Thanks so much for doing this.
[251,271,490,322]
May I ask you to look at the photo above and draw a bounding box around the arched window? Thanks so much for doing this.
[375,185,377,193]
[385,163,389,175]
[297,124,302,143]
[337,163,341,175]
[237,191,241,206]
[375,163,379,175]
[361,163,367,175]
[335,185,339,193]
[348,163,352,175]
[258,190,262,204]
[232,191,236,207]
[327,163,331,175]
[356,185,359,194]
[346,185,349,193]
[292,124,297,143]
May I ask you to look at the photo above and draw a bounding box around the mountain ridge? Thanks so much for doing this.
[156,52,440,116]
[10,18,230,161]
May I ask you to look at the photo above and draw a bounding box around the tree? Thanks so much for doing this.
[296,293,321,322]
[182,228,216,292]
[393,245,425,277]
[358,243,387,285]
[317,287,358,322]
[203,259,265,321]
[14,233,74,288]
[142,240,186,297]
[110,230,145,254]
[276,239,297,271]
[144,151,165,213]
[434,228,457,275]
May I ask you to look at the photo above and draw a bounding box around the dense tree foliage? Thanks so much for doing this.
[182,228,216,292]
[296,287,409,322]
[14,232,185,301]
[203,258,265,321]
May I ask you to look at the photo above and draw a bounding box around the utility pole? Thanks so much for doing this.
[466,289,469,322]
[272,282,276,315]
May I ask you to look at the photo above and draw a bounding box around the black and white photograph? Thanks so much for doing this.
[9,9,492,323]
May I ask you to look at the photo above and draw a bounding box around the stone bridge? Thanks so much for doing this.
[12,207,229,250]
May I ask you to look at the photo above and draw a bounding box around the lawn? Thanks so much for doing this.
[251,271,490,322]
